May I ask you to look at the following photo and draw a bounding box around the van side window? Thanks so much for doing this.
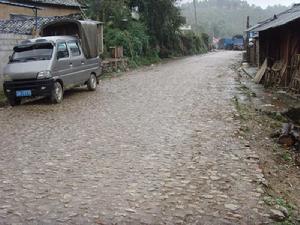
[68,41,81,57]
[57,43,69,59]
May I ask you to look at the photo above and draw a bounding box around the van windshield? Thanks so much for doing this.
[12,43,53,63]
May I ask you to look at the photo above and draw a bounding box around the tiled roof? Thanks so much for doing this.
[0,0,41,9]
[0,14,81,35]
[249,4,300,32]
[6,0,81,7]
[29,0,81,7]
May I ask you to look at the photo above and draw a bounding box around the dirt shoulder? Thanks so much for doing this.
[0,90,6,106]
[234,65,300,224]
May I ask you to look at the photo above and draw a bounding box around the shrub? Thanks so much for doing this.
[104,21,150,59]
[178,31,208,56]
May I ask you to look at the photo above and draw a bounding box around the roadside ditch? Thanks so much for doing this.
[233,64,300,224]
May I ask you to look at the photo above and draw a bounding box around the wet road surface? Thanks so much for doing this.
[0,51,270,224]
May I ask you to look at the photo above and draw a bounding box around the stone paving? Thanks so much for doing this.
[0,51,271,224]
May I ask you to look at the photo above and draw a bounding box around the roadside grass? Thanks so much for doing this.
[232,96,253,121]
[0,90,6,105]
[237,83,257,98]
[281,151,293,162]
[264,196,297,225]
[100,55,161,80]
[128,55,161,69]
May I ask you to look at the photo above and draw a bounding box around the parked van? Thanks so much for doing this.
[3,19,103,106]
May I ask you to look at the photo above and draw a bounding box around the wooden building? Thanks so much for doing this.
[247,4,300,92]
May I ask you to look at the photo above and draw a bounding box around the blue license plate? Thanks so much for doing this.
[16,90,32,97]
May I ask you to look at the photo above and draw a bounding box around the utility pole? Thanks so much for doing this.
[246,16,250,62]
[193,0,198,25]
[246,16,250,29]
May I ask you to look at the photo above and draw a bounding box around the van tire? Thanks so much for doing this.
[87,74,97,91]
[8,97,21,106]
[51,81,63,104]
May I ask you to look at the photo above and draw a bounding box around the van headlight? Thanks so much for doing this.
[3,74,12,82]
[37,70,52,79]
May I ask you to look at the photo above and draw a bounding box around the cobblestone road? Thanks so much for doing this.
[0,51,271,225]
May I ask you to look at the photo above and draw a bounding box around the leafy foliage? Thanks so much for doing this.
[84,0,209,63]
[104,21,150,59]
[177,31,208,55]
[128,0,186,49]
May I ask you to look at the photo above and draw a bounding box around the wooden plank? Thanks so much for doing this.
[254,58,267,83]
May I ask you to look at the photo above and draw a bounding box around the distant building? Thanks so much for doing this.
[131,7,140,20]
[179,25,192,33]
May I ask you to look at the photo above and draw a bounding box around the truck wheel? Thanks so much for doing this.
[87,74,97,91]
[51,81,63,104]
[8,97,21,106]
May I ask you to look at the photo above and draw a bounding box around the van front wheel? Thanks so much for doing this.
[87,74,97,91]
[50,81,63,104]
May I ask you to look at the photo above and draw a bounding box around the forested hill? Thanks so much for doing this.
[180,0,288,37]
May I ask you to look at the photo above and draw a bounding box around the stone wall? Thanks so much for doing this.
[0,33,32,91]
[0,4,80,20]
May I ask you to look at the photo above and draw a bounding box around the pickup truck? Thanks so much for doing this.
[3,19,103,106]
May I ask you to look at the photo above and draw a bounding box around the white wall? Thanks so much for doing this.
[0,33,32,91]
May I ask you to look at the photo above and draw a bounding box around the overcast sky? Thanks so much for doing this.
[247,0,297,8]
[181,0,298,9]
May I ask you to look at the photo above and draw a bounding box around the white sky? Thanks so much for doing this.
[247,0,297,8]
[181,0,299,9]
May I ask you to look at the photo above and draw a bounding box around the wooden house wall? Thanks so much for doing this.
[259,18,300,67]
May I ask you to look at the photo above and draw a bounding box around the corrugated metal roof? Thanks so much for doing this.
[251,4,300,32]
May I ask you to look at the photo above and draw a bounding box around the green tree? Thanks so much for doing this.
[85,0,131,27]
[84,0,208,60]
[128,0,185,51]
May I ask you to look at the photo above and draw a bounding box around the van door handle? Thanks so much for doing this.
[69,63,73,67]
[81,61,85,65]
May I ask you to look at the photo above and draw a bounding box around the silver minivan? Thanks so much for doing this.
[3,19,103,106]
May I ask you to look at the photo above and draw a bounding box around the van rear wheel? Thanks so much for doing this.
[50,81,63,104]
[87,74,97,91]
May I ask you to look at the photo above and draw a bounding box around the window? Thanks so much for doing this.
[57,43,69,59]
[12,43,53,62]
[68,41,81,57]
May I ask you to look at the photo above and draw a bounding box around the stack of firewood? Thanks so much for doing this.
[264,60,288,87]
[289,54,300,94]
